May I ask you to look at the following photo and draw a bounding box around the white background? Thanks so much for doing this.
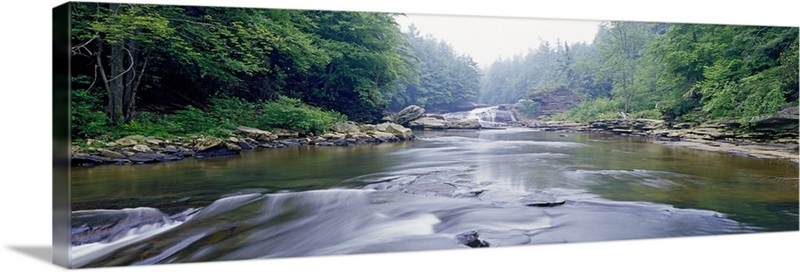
[0,0,798,271]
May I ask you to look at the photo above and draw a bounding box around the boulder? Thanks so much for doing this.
[113,135,144,147]
[393,105,425,126]
[322,133,346,140]
[194,137,241,158]
[132,144,152,153]
[194,137,224,152]
[358,124,376,132]
[378,122,414,140]
[409,117,448,129]
[331,121,361,133]
[144,137,164,146]
[448,118,481,129]
[236,126,278,142]
[96,148,126,159]
[369,131,399,142]
[272,128,299,138]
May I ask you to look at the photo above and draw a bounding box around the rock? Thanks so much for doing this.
[369,131,398,142]
[144,137,164,146]
[358,124,376,132]
[530,87,581,119]
[448,118,481,129]
[162,146,180,153]
[194,137,241,158]
[236,126,278,142]
[272,128,299,138]
[129,153,182,163]
[71,154,109,166]
[331,121,361,133]
[377,122,414,140]
[97,148,126,159]
[71,207,169,246]
[237,141,254,150]
[456,231,490,248]
[195,137,223,152]
[393,105,425,126]
[322,133,346,140]
[525,200,566,207]
[409,117,448,129]
[113,135,143,147]
[132,144,152,153]
[227,137,240,143]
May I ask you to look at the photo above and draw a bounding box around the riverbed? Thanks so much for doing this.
[69,128,799,267]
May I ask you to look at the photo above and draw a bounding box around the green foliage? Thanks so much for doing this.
[514,99,541,119]
[70,89,109,139]
[550,98,623,122]
[257,96,347,135]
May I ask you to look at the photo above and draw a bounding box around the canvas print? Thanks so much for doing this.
[55,1,799,268]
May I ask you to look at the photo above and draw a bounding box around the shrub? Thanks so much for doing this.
[71,89,109,139]
[514,99,541,119]
[257,96,347,135]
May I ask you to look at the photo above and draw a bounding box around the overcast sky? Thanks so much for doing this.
[394,13,602,69]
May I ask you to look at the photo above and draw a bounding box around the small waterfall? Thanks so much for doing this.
[443,106,517,128]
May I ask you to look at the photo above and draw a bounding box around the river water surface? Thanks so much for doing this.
[69,128,799,267]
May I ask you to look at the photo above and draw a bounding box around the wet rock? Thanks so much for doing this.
[456,231,490,248]
[71,207,169,246]
[97,148,126,159]
[71,154,111,166]
[525,200,566,207]
[393,105,425,126]
[194,137,241,158]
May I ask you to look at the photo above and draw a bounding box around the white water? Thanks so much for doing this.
[442,106,517,127]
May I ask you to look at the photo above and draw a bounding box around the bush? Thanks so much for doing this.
[71,89,109,139]
[257,96,347,135]
[550,98,622,122]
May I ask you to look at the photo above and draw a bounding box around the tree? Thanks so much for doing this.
[71,3,177,124]
[390,25,481,111]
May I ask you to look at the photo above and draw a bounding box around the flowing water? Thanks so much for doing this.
[69,128,799,267]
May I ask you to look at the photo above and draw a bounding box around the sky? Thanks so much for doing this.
[394,13,602,69]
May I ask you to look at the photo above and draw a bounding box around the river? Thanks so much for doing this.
[69,128,799,267]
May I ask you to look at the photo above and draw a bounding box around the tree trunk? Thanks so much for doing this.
[107,40,125,125]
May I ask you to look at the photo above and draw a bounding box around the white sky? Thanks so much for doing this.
[394,13,601,69]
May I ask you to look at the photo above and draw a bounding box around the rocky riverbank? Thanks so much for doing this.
[71,122,415,167]
[523,113,799,162]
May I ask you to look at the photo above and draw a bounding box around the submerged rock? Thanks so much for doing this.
[456,231,490,248]
[71,207,169,246]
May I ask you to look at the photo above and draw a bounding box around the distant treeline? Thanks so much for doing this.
[480,22,798,124]
[70,3,480,140]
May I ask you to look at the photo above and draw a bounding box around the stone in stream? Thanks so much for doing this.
[71,207,170,246]
[456,231,490,248]
[525,199,567,207]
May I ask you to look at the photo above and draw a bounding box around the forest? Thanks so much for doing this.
[69,3,480,140]
[481,22,798,125]
[70,3,798,141]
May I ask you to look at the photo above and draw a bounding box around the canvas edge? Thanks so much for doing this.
[52,1,72,269]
